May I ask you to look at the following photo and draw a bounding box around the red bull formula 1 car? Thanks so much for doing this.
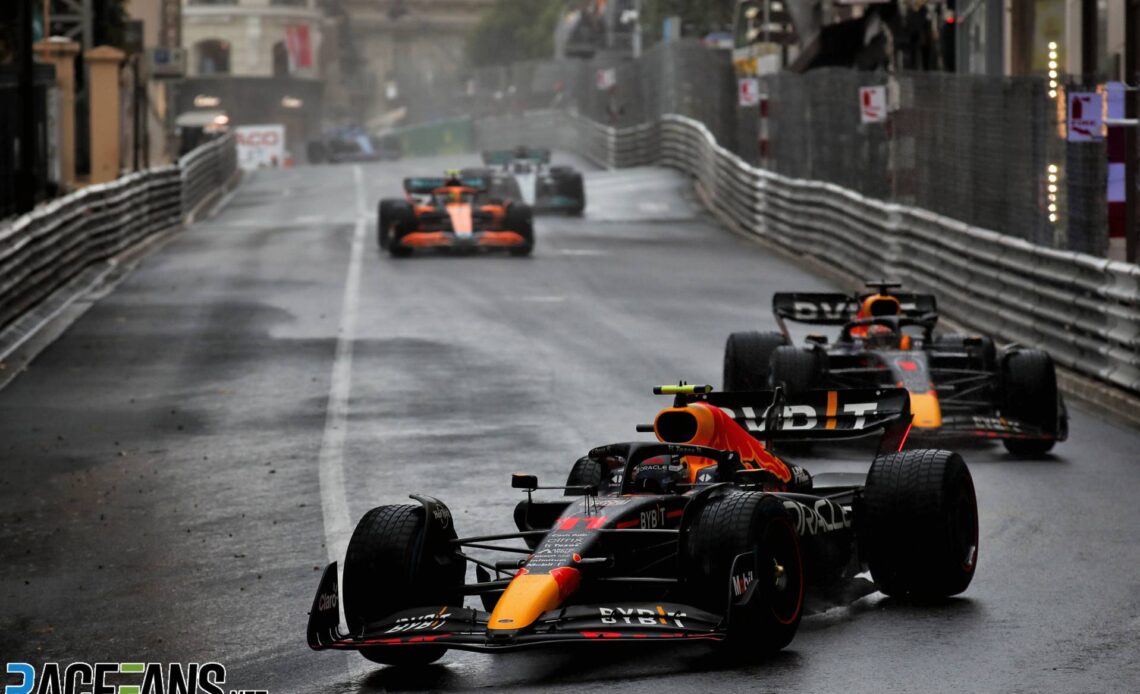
[721,281,1068,456]
[377,172,534,257]
[307,385,978,665]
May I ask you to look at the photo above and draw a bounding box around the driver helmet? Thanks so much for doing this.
[630,455,688,494]
[863,323,898,349]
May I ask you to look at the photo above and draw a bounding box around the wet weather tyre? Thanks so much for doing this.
[999,349,1060,456]
[504,203,535,256]
[723,331,786,391]
[684,491,804,657]
[769,346,820,396]
[379,199,414,256]
[933,334,997,371]
[343,505,462,666]
[562,173,586,215]
[858,449,978,600]
[564,456,606,496]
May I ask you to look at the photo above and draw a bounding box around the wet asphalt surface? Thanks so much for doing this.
[1,155,1139,694]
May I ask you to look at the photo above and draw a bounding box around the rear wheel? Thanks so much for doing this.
[999,349,1060,456]
[933,334,997,371]
[769,346,820,396]
[343,505,463,666]
[504,203,535,256]
[684,491,804,657]
[857,449,978,599]
[723,331,786,391]
[560,172,586,215]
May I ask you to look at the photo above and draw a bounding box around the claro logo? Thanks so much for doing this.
[235,132,280,147]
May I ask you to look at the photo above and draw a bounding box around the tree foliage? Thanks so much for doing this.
[466,0,578,66]
[639,0,737,44]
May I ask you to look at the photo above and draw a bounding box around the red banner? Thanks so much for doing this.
[285,24,312,70]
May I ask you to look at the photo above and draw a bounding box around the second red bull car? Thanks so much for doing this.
[307,385,978,666]
[721,282,1068,456]
[377,173,534,257]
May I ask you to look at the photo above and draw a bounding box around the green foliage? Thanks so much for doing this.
[467,0,578,66]
[640,0,737,45]
[93,0,129,48]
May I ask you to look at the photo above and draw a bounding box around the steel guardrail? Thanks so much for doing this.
[475,110,1140,394]
[0,135,238,334]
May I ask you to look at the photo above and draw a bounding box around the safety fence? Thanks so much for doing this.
[476,110,1140,394]
[180,134,239,219]
[0,135,238,335]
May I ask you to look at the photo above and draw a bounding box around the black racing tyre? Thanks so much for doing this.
[561,172,586,216]
[684,491,804,656]
[999,349,1060,456]
[307,141,327,164]
[343,505,463,666]
[723,331,787,391]
[378,199,415,256]
[933,334,997,371]
[769,346,820,396]
[504,202,535,256]
[857,449,978,600]
[564,456,607,496]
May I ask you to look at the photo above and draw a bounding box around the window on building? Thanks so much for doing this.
[194,39,231,75]
[272,41,290,77]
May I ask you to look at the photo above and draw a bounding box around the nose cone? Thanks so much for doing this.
[487,567,581,632]
[909,392,943,428]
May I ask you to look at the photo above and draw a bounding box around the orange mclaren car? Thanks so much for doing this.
[377,173,534,257]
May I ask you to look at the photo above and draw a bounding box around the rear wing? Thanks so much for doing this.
[403,176,486,195]
[653,384,911,449]
[482,148,551,166]
[701,387,910,441]
[772,292,938,325]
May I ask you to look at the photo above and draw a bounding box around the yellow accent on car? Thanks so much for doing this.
[909,391,943,428]
[487,574,563,631]
[653,384,713,395]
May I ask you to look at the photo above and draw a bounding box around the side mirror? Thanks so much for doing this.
[806,333,829,346]
[511,474,538,490]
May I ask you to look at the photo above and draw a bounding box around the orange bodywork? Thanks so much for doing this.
[653,401,791,483]
[399,188,519,248]
[850,294,902,338]
[487,567,581,632]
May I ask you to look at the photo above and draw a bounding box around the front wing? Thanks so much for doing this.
[922,414,1066,442]
[398,229,528,249]
[308,564,724,654]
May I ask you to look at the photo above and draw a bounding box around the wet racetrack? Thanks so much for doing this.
[2,155,1139,693]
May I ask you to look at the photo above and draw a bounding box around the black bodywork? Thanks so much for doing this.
[753,289,1068,445]
[307,386,976,658]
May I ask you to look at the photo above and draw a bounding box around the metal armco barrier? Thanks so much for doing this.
[476,110,1140,395]
[0,135,238,334]
[180,134,239,218]
[475,110,658,170]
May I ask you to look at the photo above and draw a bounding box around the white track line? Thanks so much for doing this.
[319,165,366,567]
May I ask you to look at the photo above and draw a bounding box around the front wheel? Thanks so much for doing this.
[999,349,1061,456]
[857,449,978,599]
[504,203,535,256]
[684,491,804,657]
[343,504,463,666]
